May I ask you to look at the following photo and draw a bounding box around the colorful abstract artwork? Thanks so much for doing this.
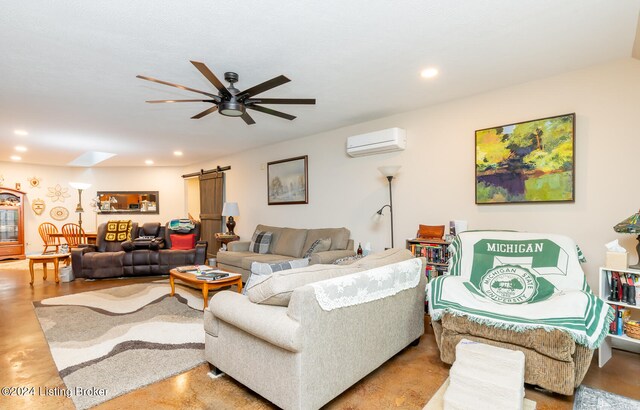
[475,113,575,204]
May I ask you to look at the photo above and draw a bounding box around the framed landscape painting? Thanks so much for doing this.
[475,113,575,204]
[267,155,308,205]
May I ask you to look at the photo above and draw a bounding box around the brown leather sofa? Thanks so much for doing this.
[72,221,207,279]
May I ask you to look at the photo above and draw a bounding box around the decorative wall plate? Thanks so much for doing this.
[32,198,45,215]
[47,184,70,202]
[50,206,69,221]
[28,176,41,188]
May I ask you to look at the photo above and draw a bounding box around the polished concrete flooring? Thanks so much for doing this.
[1,261,639,409]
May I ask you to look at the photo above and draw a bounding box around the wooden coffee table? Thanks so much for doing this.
[169,268,242,308]
[27,253,71,285]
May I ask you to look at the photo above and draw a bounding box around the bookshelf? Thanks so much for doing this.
[598,266,640,367]
[406,238,451,282]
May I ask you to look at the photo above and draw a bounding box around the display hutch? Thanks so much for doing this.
[0,187,26,260]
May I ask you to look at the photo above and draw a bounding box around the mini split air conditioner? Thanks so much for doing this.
[346,127,406,157]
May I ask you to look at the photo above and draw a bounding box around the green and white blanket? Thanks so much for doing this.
[429,231,614,349]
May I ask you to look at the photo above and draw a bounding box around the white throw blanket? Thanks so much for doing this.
[429,231,614,349]
[311,258,422,311]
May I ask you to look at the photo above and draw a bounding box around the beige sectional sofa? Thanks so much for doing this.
[204,249,425,410]
[216,224,356,281]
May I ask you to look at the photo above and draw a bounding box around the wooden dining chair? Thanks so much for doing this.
[38,222,60,254]
[61,223,87,248]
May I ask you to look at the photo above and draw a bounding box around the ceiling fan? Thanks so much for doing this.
[136,61,316,125]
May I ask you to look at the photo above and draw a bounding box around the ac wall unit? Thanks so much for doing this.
[346,127,406,157]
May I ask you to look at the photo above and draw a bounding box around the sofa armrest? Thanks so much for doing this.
[227,241,250,252]
[208,291,302,352]
[309,249,356,265]
[71,245,96,276]
[194,241,208,265]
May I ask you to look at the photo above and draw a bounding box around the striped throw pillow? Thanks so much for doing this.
[250,231,272,254]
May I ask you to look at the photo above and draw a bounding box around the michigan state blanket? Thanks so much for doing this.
[429,231,614,349]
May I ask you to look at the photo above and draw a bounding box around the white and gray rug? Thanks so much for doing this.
[573,385,640,410]
[33,281,210,409]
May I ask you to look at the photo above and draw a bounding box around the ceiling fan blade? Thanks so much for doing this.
[246,98,316,105]
[241,111,256,125]
[247,105,296,120]
[146,99,216,103]
[237,75,290,99]
[136,75,219,99]
[190,61,232,99]
[191,106,219,119]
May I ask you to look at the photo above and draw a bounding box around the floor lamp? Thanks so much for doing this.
[376,165,401,248]
[69,182,91,230]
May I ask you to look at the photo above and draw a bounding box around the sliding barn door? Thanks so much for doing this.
[199,172,224,259]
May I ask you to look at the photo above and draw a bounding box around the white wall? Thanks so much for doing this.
[0,163,186,255]
[185,58,640,288]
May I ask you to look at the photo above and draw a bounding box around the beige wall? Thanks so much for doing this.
[0,163,186,255]
[186,58,640,288]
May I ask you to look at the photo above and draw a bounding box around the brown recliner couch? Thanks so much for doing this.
[72,221,207,279]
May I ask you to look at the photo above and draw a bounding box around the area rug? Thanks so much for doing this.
[573,385,640,409]
[33,281,211,409]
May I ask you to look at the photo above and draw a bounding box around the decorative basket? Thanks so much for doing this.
[624,320,640,340]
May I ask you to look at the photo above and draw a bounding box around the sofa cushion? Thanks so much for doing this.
[241,254,298,271]
[350,248,414,270]
[272,228,308,258]
[216,251,257,269]
[302,238,331,258]
[304,227,350,251]
[249,230,273,254]
[244,258,310,294]
[170,233,196,250]
[247,264,362,306]
[255,225,286,254]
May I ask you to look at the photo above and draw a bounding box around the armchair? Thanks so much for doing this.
[428,231,613,395]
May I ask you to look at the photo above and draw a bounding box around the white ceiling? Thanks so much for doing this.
[1,0,639,167]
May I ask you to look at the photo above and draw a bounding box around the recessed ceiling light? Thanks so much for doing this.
[10,155,22,161]
[14,129,28,136]
[145,159,154,165]
[173,151,183,156]
[15,146,27,152]
[420,67,439,79]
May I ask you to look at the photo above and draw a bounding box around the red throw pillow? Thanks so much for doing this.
[170,234,196,250]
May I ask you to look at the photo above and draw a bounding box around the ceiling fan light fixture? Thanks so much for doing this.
[219,100,245,117]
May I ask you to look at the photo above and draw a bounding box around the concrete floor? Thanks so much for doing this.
[1,261,639,409]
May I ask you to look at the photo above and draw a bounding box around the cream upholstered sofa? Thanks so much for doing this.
[216,224,356,281]
[204,249,425,410]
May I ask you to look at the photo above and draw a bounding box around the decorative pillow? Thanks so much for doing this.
[105,220,132,242]
[243,258,310,294]
[170,233,196,250]
[417,224,444,240]
[249,231,273,254]
[303,238,332,259]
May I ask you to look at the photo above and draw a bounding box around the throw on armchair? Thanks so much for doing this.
[428,231,614,395]
[72,221,208,279]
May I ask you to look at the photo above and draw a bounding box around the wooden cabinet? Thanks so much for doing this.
[406,238,451,282]
[0,188,26,261]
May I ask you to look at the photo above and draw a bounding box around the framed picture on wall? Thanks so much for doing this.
[475,113,575,204]
[267,155,308,205]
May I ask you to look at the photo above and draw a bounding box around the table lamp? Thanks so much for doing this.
[222,202,239,235]
[614,209,640,269]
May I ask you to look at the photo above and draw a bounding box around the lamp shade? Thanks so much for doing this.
[378,165,401,178]
[222,202,240,217]
[69,182,91,190]
[614,209,640,234]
